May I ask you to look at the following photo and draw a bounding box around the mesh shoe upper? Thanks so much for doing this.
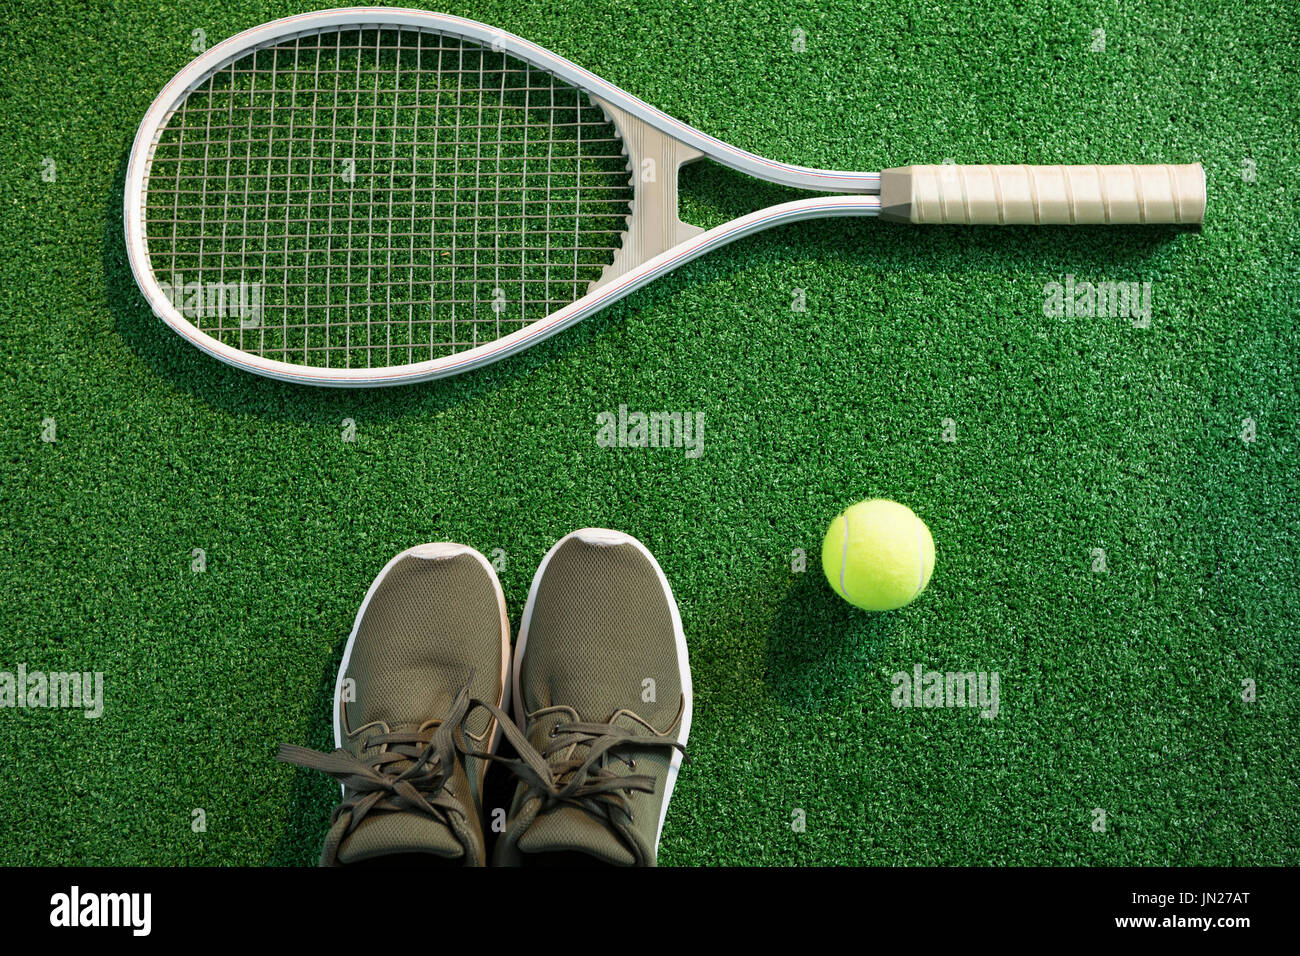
[495,530,691,866]
[279,544,508,866]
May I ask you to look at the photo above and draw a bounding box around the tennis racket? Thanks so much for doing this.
[125,7,1206,387]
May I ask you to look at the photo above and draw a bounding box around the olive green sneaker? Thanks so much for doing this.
[278,543,509,866]
[492,529,692,866]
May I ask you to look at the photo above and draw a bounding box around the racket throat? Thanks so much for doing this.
[589,96,705,291]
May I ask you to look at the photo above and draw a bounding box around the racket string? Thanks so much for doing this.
[143,26,634,367]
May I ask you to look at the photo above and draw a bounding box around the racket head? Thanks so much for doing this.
[125,8,640,385]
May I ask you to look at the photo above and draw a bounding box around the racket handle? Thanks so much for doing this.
[879,163,1205,225]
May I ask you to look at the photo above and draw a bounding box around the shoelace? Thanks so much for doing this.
[276,681,474,865]
[277,680,685,862]
[461,698,686,825]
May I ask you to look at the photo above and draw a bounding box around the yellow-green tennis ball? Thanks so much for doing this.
[822,499,935,611]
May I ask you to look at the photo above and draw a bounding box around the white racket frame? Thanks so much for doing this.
[124,6,880,386]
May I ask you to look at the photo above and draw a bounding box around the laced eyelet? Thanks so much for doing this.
[628,760,636,769]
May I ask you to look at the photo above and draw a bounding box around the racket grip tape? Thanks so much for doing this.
[879,164,1205,225]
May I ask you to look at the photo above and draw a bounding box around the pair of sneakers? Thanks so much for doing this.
[278,529,692,866]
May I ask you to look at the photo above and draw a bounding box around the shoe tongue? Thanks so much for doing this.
[517,805,636,865]
[337,812,465,864]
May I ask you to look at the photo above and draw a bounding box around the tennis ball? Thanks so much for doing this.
[821,499,935,611]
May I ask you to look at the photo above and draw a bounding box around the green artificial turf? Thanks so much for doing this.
[1,0,1297,865]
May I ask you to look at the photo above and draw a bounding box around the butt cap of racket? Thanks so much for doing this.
[879,163,1205,226]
